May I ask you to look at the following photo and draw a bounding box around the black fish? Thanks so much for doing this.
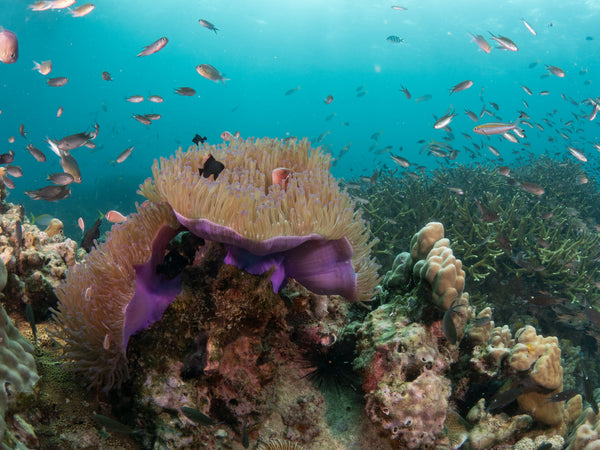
[442,298,466,345]
[545,389,578,403]
[486,386,524,412]
[198,154,225,180]
[241,422,249,449]
[180,407,215,426]
[583,365,599,414]
[92,414,137,435]
[0,150,15,165]
[25,185,71,201]
[156,250,190,279]
[192,134,207,145]
[81,218,102,253]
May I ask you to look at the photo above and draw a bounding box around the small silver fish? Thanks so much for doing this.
[196,64,228,84]
[489,32,518,51]
[470,33,491,53]
[137,37,168,57]
[126,95,144,103]
[116,146,134,163]
[132,114,152,125]
[25,144,46,162]
[46,172,75,185]
[70,3,95,17]
[449,80,473,94]
[198,19,218,33]
[47,76,68,87]
[546,65,565,77]
[6,165,22,177]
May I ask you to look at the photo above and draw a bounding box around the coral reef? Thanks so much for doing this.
[356,222,580,448]
[355,223,468,448]
[566,407,600,450]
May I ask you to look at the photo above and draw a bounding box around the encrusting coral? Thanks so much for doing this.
[139,137,380,302]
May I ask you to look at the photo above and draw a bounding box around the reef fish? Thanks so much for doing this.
[137,37,168,57]
[449,80,473,94]
[486,386,524,412]
[196,64,228,84]
[546,65,565,77]
[489,32,518,51]
[386,35,404,43]
[106,210,127,223]
[198,154,225,180]
[81,218,101,252]
[174,87,196,96]
[116,146,133,163]
[192,134,207,145]
[521,18,537,36]
[470,33,491,53]
[0,27,18,64]
[180,407,215,426]
[198,19,218,33]
[70,3,95,17]
[33,60,52,75]
[25,185,71,201]
[46,76,68,87]
[473,118,521,136]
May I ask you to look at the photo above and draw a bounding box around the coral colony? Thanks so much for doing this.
[1,139,600,448]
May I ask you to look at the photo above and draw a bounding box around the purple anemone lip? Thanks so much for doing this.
[173,210,358,301]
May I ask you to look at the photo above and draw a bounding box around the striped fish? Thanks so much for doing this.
[386,35,404,43]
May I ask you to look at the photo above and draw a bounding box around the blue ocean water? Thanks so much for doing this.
[1,0,599,237]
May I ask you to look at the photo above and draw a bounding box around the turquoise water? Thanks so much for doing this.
[0,0,599,236]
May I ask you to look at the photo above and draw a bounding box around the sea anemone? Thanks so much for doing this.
[52,201,182,391]
[139,137,380,301]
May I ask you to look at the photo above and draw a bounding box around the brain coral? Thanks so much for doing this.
[139,137,380,302]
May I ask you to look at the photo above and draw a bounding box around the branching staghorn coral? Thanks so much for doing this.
[360,157,600,310]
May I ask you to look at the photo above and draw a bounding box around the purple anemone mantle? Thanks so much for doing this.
[122,224,183,350]
[173,211,359,301]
